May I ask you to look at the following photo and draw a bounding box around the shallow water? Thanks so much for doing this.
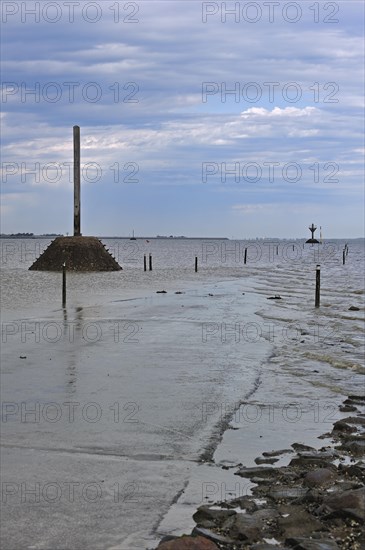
[1,238,364,549]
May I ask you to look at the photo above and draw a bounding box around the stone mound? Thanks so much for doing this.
[29,236,122,271]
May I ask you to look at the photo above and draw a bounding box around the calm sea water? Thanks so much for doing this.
[1,236,364,399]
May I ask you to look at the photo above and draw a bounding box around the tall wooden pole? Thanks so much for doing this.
[73,125,81,236]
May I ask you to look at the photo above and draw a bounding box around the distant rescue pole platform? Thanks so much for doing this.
[309,223,316,240]
[306,222,319,244]
[73,125,81,236]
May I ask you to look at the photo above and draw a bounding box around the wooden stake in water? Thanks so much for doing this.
[144,255,147,271]
[343,249,346,265]
[62,262,66,307]
[195,257,198,272]
[149,254,152,271]
[244,248,247,264]
[315,264,320,308]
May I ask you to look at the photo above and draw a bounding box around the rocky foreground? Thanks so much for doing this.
[156,395,365,550]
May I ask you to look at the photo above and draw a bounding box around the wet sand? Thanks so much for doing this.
[1,245,364,549]
[1,278,272,549]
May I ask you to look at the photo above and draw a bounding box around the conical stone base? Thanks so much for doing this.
[29,236,122,271]
[305,238,320,244]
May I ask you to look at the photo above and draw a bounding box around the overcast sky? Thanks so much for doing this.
[1,1,364,237]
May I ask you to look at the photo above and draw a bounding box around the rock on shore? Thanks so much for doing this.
[156,396,365,550]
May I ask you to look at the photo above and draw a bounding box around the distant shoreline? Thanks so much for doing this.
[1,235,363,240]
[0,235,229,240]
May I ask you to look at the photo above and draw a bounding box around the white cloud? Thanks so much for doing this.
[241,106,318,118]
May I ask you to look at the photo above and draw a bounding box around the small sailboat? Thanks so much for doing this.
[130,230,136,241]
